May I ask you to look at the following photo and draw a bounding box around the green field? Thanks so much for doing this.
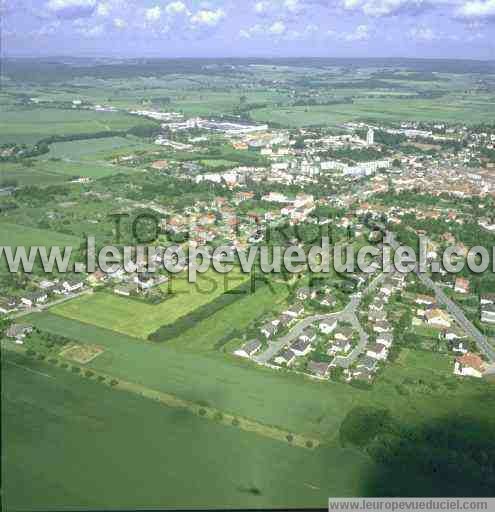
[41,135,156,162]
[1,351,373,510]
[26,311,495,441]
[0,108,151,145]
[251,95,495,127]
[51,269,250,339]
[0,222,81,248]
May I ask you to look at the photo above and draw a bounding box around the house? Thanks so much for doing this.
[319,318,337,335]
[328,338,352,356]
[454,277,470,294]
[451,340,469,355]
[39,279,56,290]
[307,360,331,379]
[284,303,304,318]
[0,297,19,314]
[480,294,495,306]
[376,332,393,348]
[351,368,375,383]
[369,297,385,312]
[454,353,485,378]
[114,285,134,297]
[291,337,313,356]
[425,308,452,329]
[21,292,48,308]
[87,270,106,286]
[319,293,336,307]
[334,327,354,342]
[415,294,436,306]
[63,280,84,293]
[366,343,389,361]
[274,349,296,367]
[6,323,33,342]
[373,321,392,334]
[277,314,294,329]
[380,281,394,297]
[481,304,495,325]
[368,309,387,323]
[355,355,378,372]
[299,326,317,343]
[296,287,316,301]
[234,339,262,358]
[260,322,279,339]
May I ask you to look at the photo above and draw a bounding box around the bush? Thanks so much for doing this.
[340,406,393,447]
[214,412,223,422]
[110,379,119,386]
[48,358,58,364]
[37,354,46,360]
[232,418,240,427]
[306,440,314,449]
[71,366,80,373]
[84,370,94,378]
[198,408,207,416]
[286,434,294,443]
[26,349,36,357]
[97,375,106,383]
[60,362,68,369]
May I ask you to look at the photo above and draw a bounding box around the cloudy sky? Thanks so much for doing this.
[2,0,495,59]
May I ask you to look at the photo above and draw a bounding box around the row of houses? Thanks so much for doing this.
[346,274,405,383]
[0,280,85,314]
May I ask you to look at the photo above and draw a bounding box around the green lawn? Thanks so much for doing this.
[51,269,250,339]
[1,351,373,510]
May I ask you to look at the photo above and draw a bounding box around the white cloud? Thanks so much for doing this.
[190,8,226,26]
[145,5,162,22]
[284,0,303,12]
[343,24,371,40]
[96,2,110,16]
[456,0,495,19]
[165,1,189,16]
[46,0,97,17]
[76,23,104,36]
[341,0,430,17]
[113,16,127,28]
[254,1,270,13]
[408,25,437,40]
[268,20,286,34]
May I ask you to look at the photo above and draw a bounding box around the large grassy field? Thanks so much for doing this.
[26,311,495,440]
[51,269,251,339]
[0,108,151,145]
[0,221,81,248]
[1,351,373,510]
[40,135,156,162]
[251,94,495,127]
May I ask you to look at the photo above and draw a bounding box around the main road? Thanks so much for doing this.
[386,232,495,363]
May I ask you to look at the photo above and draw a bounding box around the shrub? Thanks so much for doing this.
[232,418,240,427]
[286,434,294,443]
[60,362,68,369]
[26,349,36,357]
[306,440,314,449]
[84,370,94,378]
[110,379,119,386]
[198,408,207,416]
[37,354,46,361]
[214,412,223,422]
[97,375,106,383]
[71,366,80,373]
[340,406,393,448]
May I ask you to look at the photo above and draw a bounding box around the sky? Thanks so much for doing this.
[2,0,495,59]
